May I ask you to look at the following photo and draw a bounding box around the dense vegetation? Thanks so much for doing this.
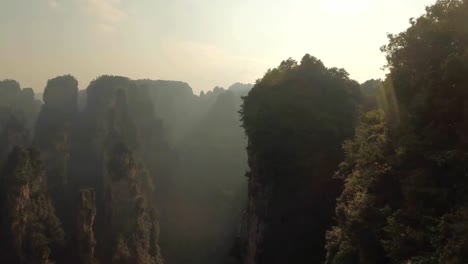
[326,1,468,263]
[0,1,467,263]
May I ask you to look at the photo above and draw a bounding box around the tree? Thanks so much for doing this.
[326,1,468,263]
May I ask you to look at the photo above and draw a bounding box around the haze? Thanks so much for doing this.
[0,0,434,93]
[1,1,468,263]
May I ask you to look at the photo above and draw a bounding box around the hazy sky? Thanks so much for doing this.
[0,0,435,93]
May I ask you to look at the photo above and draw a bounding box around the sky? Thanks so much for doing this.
[0,0,435,93]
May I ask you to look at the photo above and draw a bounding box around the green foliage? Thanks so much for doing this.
[242,55,360,168]
[326,110,392,264]
[6,2,467,261]
[381,0,468,136]
[327,1,468,263]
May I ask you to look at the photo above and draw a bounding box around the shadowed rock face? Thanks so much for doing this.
[0,114,29,165]
[0,74,250,264]
[42,75,78,117]
[105,143,164,264]
[134,79,199,144]
[0,80,21,106]
[21,88,35,101]
[68,76,165,264]
[35,75,78,147]
[34,75,79,233]
[0,75,168,264]
[77,189,97,264]
[0,79,41,134]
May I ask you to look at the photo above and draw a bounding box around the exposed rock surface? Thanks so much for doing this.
[77,189,97,264]
[0,147,64,264]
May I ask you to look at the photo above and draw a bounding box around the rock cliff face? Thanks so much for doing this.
[238,55,360,264]
[239,148,270,264]
[0,80,41,163]
[68,76,165,263]
[0,80,42,131]
[106,143,163,264]
[240,144,348,264]
[0,147,64,264]
[0,113,29,165]
[134,79,200,144]
[77,189,97,264]
[0,75,249,263]
[34,75,78,228]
